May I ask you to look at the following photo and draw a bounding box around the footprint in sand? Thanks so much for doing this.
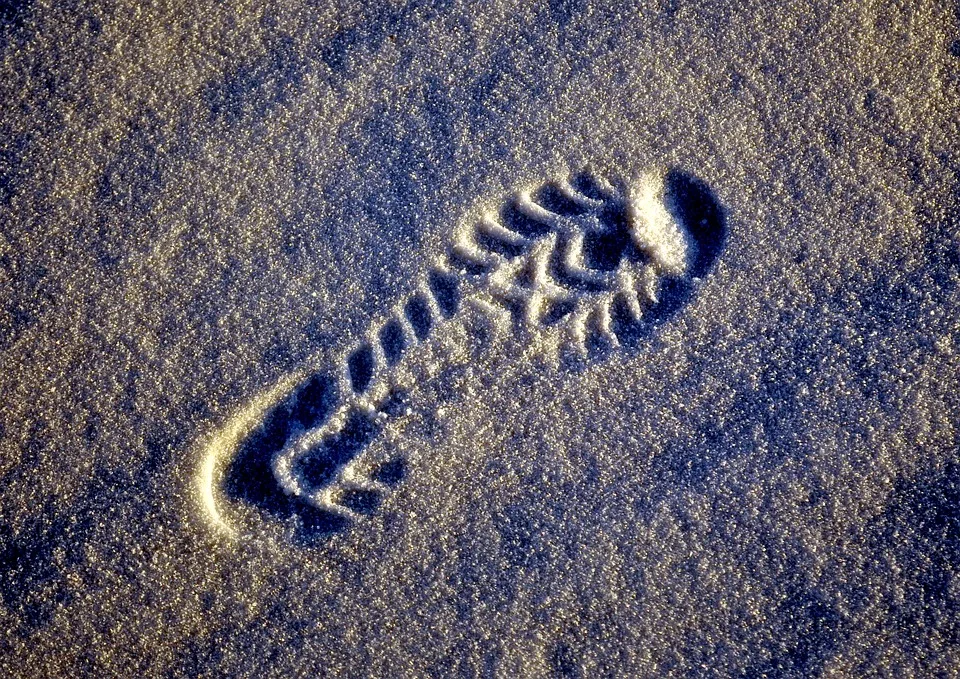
[201,167,727,543]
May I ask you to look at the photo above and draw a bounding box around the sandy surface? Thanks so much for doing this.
[1,1,958,676]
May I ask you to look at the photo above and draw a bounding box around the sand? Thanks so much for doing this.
[0,0,958,676]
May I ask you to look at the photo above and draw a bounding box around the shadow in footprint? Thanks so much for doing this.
[666,167,728,279]
[221,371,354,542]
[221,373,413,543]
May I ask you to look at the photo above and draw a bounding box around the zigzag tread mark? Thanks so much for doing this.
[301,181,636,513]
[212,168,729,540]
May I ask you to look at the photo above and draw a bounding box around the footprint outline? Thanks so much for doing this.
[204,166,728,542]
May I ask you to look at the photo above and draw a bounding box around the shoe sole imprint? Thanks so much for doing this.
[201,167,727,541]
